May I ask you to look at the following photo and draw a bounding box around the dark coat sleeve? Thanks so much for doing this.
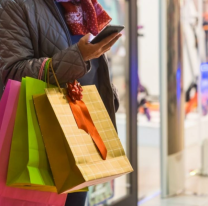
[0,0,88,86]
[111,83,120,112]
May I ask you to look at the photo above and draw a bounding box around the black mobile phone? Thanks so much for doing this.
[90,25,125,44]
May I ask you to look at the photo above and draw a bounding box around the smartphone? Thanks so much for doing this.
[90,25,125,44]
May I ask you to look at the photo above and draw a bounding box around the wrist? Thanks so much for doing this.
[77,42,87,61]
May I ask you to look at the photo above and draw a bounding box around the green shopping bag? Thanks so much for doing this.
[6,76,57,192]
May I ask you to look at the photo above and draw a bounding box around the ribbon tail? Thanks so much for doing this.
[67,96,107,160]
[78,101,107,160]
[67,96,88,134]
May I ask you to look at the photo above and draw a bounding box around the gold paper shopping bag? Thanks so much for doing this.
[33,85,133,194]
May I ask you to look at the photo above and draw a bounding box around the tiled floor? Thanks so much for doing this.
[140,194,208,206]
[139,176,208,205]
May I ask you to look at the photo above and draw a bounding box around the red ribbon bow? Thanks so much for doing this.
[67,80,83,101]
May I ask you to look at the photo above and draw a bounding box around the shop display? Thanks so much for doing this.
[87,181,114,206]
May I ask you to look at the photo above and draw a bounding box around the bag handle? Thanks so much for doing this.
[44,59,50,83]
[45,59,62,94]
[38,58,49,80]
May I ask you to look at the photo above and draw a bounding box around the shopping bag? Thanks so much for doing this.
[0,80,10,131]
[7,76,88,193]
[6,77,57,192]
[0,79,66,205]
[33,85,133,194]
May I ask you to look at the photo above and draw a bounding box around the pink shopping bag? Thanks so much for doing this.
[0,79,66,206]
[0,81,10,131]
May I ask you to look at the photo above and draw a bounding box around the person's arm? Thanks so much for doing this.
[0,1,121,87]
[0,0,88,85]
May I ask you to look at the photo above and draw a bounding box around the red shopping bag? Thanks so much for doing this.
[0,79,66,206]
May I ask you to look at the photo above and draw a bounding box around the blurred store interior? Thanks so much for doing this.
[86,0,208,206]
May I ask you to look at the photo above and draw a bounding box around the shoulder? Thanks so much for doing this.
[0,0,43,22]
[0,0,36,13]
[0,0,24,8]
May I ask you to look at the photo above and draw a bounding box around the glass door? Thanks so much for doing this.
[86,0,138,206]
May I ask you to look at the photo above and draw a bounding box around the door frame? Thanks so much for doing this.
[112,0,138,205]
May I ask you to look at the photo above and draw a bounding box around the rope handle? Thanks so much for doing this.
[44,59,50,83]
[38,58,49,80]
[44,59,62,93]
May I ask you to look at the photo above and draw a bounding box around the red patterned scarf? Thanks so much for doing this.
[56,0,112,36]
